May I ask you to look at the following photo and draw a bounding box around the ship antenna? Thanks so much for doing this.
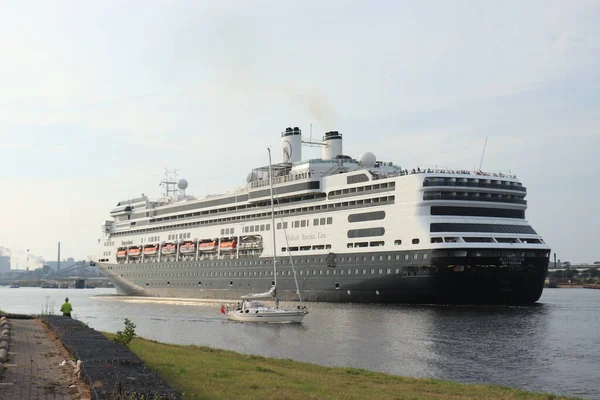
[159,168,179,197]
[478,137,488,172]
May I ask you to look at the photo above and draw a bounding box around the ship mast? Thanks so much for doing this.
[159,168,179,197]
[267,147,279,308]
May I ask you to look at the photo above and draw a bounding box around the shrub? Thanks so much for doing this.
[113,318,137,348]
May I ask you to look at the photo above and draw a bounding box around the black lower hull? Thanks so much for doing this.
[101,248,549,305]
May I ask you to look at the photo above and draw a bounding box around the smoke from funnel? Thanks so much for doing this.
[279,86,336,130]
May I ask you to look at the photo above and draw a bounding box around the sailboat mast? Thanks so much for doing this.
[267,148,278,305]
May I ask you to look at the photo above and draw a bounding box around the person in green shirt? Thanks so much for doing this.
[60,297,73,318]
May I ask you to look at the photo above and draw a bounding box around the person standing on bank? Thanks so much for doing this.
[61,297,73,318]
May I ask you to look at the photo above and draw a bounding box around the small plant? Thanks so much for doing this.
[113,318,137,348]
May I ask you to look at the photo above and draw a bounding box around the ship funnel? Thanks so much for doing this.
[321,131,343,160]
[281,126,302,163]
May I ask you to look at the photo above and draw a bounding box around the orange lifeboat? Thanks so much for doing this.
[128,246,142,257]
[219,240,237,252]
[179,241,196,254]
[198,241,218,253]
[116,248,127,258]
[161,242,176,255]
[143,245,159,256]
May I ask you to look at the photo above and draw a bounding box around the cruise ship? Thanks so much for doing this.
[95,127,550,304]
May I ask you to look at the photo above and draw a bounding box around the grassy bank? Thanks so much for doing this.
[106,334,575,400]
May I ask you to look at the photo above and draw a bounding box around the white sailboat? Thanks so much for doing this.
[225,148,308,323]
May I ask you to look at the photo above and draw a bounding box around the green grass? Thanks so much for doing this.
[103,333,577,400]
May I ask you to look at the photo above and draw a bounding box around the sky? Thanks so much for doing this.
[0,0,598,267]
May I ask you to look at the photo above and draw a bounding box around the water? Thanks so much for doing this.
[1,287,598,399]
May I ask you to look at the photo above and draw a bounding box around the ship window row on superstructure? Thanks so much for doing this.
[242,224,269,233]
[109,195,395,237]
[140,236,161,244]
[103,241,115,247]
[276,217,333,231]
[423,177,526,192]
[430,206,525,219]
[282,244,333,252]
[430,236,543,244]
[168,232,191,240]
[347,241,385,248]
[430,223,536,234]
[140,190,321,221]
[423,191,526,204]
[328,181,395,200]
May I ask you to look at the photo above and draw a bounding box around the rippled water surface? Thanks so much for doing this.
[1,287,598,399]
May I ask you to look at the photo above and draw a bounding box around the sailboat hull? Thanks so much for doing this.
[226,310,306,323]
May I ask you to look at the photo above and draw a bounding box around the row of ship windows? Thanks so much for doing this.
[431,237,543,244]
[222,227,236,235]
[282,244,333,251]
[115,267,416,279]
[103,241,115,247]
[112,195,394,237]
[347,239,420,247]
[142,236,162,243]
[109,253,428,270]
[328,182,395,197]
[102,251,112,256]
[168,233,191,241]
[242,224,269,233]
[423,192,526,203]
[277,217,333,230]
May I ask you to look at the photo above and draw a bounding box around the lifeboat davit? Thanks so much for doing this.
[128,246,142,257]
[179,241,196,254]
[116,248,127,258]
[161,243,176,255]
[198,241,218,253]
[219,240,237,251]
[143,245,159,256]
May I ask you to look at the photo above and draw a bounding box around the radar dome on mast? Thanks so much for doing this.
[281,126,302,163]
[177,179,188,190]
[359,152,377,168]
